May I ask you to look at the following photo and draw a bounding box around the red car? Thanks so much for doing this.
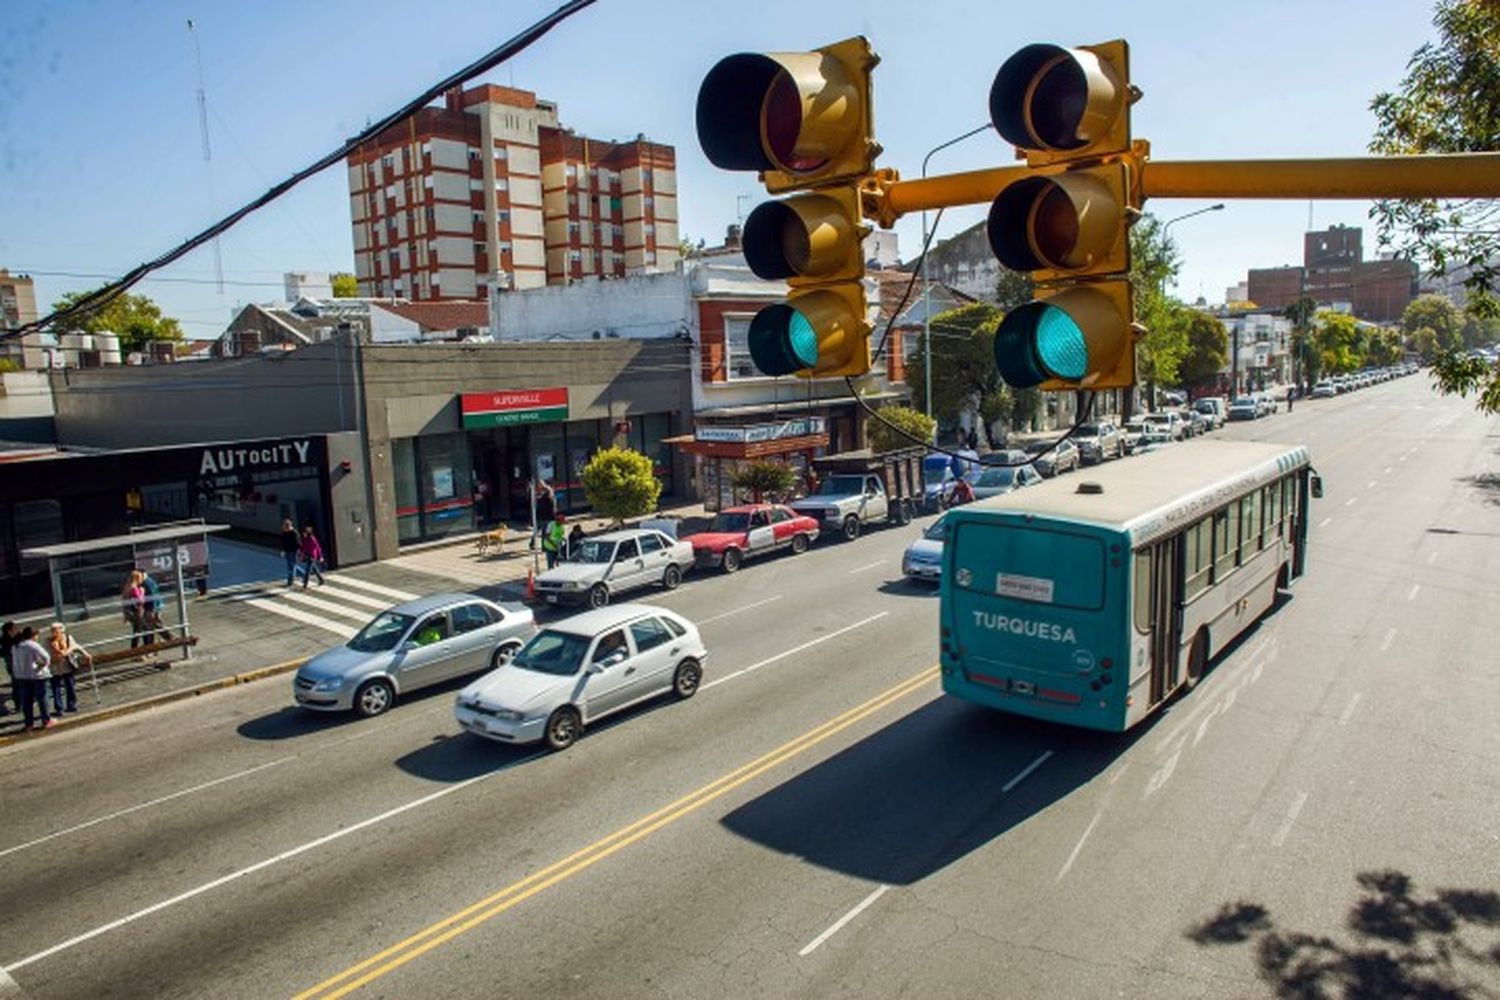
[689,503,820,573]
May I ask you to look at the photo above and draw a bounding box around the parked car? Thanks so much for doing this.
[1311,380,1337,398]
[1192,397,1226,430]
[921,449,980,511]
[1024,438,1080,477]
[688,503,819,573]
[971,462,1043,499]
[1144,411,1185,440]
[293,593,537,717]
[901,511,950,583]
[1072,421,1123,463]
[455,604,707,750]
[1159,389,1187,407]
[534,528,696,609]
[1227,397,1260,421]
[1120,418,1149,455]
[1254,392,1279,416]
[1180,408,1210,437]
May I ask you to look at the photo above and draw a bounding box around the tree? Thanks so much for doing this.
[993,267,1034,312]
[1402,293,1464,352]
[580,447,661,525]
[867,404,936,453]
[1130,215,1188,389]
[1368,328,1406,366]
[904,303,1014,447]
[1314,312,1363,374]
[49,290,183,356]
[1370,0,1500,297]
[330,273,358,298]
[1410,325,1441,362]
[730,460,797,502]
[1178,312,1230,387]
[1284,296,1319,391]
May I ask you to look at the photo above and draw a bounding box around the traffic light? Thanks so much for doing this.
[696,38,879,377]
[986,41,1143,390]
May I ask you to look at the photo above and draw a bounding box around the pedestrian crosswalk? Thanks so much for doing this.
[227,575,421,638]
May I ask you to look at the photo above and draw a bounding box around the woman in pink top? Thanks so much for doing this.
[299,526,326,589]
[122,571,147,650]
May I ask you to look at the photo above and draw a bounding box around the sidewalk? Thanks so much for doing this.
[0,500,714,744]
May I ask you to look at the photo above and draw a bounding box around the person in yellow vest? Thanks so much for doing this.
[542,513,567,570]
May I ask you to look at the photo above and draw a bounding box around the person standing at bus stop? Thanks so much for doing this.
[121,572,147,650]
[140,571,173,645]
[1,620,17,716]
[47,622,89,715]
[12,626,53,731]
[281,518,301,586]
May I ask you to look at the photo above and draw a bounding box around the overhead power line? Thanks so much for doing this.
[6,0,597,343]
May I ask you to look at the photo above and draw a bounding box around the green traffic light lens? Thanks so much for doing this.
[994,302,1087,387]
[748,304,819,376]
[1034,304,1088,380]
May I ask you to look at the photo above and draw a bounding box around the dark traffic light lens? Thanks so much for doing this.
[764,71,826,173]
[994,302,1087,387]
[748,304,819,376]
[1031,183,1081,267]
[742,200,809,281]
[1028,57,1088,150]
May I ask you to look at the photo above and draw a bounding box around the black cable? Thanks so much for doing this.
[5,0,598,343]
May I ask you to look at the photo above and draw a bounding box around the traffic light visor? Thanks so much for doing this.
[987,169,1126,274]
[994,301,1088,387]
[748,304,820,376]
[990,43,1126,153]
[698,52,857,175]
[743,195,858,281]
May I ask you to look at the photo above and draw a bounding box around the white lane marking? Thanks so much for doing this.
[1272,791,1309,847]
[696,595,783,625]
[241,597,355,637]
[1407,584,1421,602]
[1056,812,1103,882]
[1399,454,1408,462]
[1319,517,1333,528]
[278,590,374,623]
[1193,704,1220,747]
[1145,751,1180,798]
[308,584,396,611]
[1002,751,1054,793]
[1383,467,1393,475]
[2,751,544,972]
[1427,551,1437,566]
[1344,497,1357,507]
[799,885,890,957]
[0,967,20,998]
[1107,762,1130,786]
[322,576,419,602]
[1338,693,1363,726]
[700,612,889,691]
[847,560,886,575]
[1367,481,1377,489]
[0,758,294,859]
[1380,628,1397,652]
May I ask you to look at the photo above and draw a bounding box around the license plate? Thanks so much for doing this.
[545,594,558,604]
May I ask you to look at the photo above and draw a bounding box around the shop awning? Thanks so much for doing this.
[666,432,829,459]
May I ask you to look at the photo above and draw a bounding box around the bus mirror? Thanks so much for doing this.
[1310,474,1323,499]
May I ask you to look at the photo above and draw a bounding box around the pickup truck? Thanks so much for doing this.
[791,447,924,541]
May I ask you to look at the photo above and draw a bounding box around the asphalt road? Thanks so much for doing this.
[2,375,1496,1000]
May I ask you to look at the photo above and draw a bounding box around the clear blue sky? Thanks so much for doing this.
[0,0,1439,337]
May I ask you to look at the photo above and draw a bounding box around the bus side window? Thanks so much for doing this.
[1212,507,1238,581]
[1184,520,1212,599]
[1266,480,1282,538]
[1133,550,1152,632]
[1243,492,1262,552]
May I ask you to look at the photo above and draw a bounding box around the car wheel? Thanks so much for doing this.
[353,678,394,718]
[721,548,743,573]
[842,516,862,541]
[490,640,523,671]
[587,582,609,609]
[790,533,809,555]
[662,563,682,590]
[673,659,702,699]
[544,706,581,751]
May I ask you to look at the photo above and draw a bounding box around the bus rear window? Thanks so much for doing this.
[951,521,1107,611]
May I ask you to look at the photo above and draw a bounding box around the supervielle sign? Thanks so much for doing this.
[460,388,570,429]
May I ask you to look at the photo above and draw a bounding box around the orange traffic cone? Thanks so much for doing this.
[525,567,536,601]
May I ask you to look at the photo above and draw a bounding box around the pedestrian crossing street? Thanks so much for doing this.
[227,576,420,638]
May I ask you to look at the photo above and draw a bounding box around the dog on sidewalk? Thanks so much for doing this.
[475,527,506,558]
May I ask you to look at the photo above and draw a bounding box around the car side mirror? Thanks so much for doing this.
[401,640,419,652]
[1310,474,1324,499]
[586,662,605,675]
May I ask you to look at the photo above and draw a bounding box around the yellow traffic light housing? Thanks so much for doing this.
[993,282,1136,390]
[986,162,1131,280]
[697,36,880,192]
[990,40,1133,165]
[748,283,871,378]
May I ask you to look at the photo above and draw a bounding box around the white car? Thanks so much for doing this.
[534,528,696,609]
[455,604,707,750]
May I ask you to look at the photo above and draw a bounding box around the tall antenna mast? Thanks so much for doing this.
[187,19,225,297]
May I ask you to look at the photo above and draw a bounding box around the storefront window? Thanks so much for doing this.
[418,433,474,539]
[393,438,421,544]
[640,413,674,497]
[562,420,601,514]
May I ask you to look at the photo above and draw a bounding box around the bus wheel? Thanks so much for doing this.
[1183,631,1208,691]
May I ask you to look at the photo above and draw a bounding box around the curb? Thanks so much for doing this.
[0,657,307,749]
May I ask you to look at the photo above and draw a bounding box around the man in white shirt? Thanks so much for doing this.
[11,626,54,731]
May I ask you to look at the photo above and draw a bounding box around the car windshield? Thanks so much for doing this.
[1231,398,1255,406]
[923,465,949,486]
[1075,423,1100,437]
[709,512,751,533]
[1125,421,1146,432]
[347,611,415,653]
[573,540,616,564]
[1145,414,1171,424]
[1193,401,1213,411]
[512,629,593,676]
[976,467,1017,487]
[923,514,949,540]
[818,475,867,495]
[1024,442,1050,455]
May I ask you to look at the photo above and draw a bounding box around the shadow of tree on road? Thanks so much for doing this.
[1187,870,1500,998]
[1458,473,1500,508]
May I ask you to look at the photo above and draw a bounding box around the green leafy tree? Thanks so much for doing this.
[1429,351,1500,412]
[1366,329,1406,366]
[50,290,184,356]
[1402,294,1464,353]
[993,267,1035,312]
[867,404,936,453]
[730,460,797,502]
[1178,312,1230,387]
[0,358,21,374]
[1461,293,1500,348]
[905,302,1015,446]
[1130,215,1188,389]
[330,273,359,298]
[1314,312,1364,374]
[1410,326,1441,362]
[580,447,661,525]
[1284,296,1320,391]
[1370,0,1500,296]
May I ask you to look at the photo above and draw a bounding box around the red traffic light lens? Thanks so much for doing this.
[764,71,826,173]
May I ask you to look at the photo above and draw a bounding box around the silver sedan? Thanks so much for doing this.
[534,528,696,609]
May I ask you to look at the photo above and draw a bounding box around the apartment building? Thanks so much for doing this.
[1,269,39,333]
[1246,225,1417,322]
[346,85,678,301]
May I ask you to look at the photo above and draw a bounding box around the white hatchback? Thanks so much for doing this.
[455,604,707,750]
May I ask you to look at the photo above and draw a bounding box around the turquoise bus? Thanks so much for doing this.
[939,440,1317,731]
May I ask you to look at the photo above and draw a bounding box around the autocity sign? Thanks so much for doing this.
[694,417,826,443]
[199,439,314,475]
[460,387,570,428]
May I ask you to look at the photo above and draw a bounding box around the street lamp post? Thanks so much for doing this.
[920,124,991,423]
[1155,203,1225,408]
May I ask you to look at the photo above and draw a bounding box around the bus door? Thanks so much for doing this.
[1291,470,1309,578]
[1148,535,1183,705]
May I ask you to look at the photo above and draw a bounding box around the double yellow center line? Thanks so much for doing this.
[294,665,939,999]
